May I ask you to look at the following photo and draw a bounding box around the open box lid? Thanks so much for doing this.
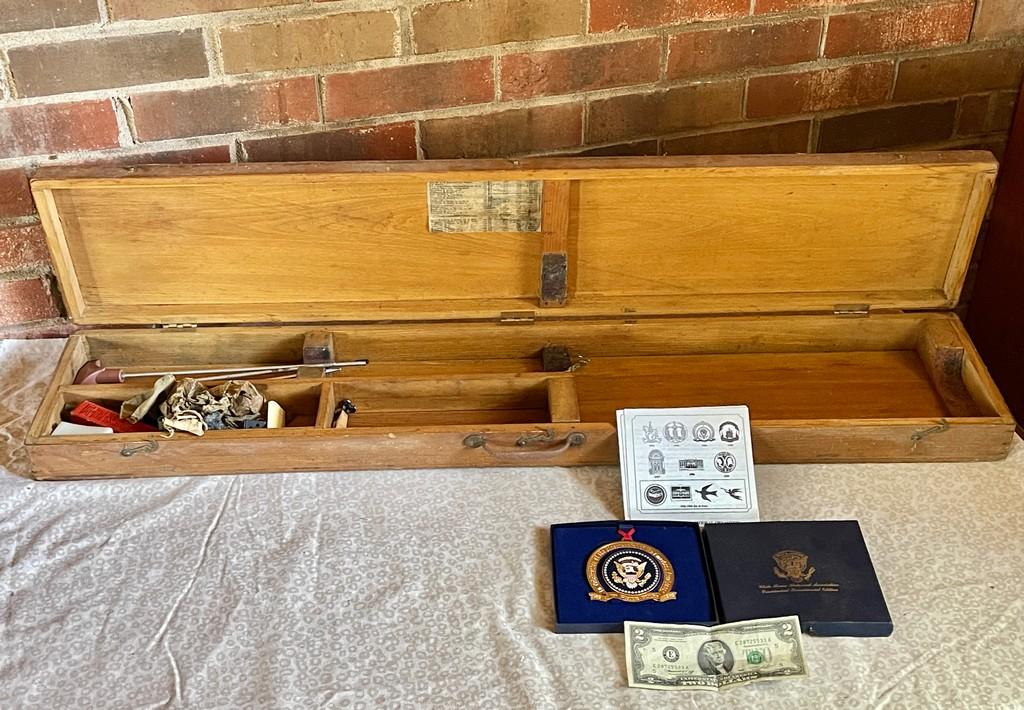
[32,153,996,327]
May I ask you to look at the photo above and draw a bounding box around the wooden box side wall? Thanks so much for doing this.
[25,313,1015,478]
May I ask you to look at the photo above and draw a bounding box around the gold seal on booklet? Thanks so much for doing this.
[586,527,677,602]
[773,549,816,583]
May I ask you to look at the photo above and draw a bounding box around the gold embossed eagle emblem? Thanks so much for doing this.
[773,549,815,583]
[586,527,677,602]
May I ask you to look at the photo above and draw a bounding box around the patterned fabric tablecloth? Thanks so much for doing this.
[1,339,1022,709]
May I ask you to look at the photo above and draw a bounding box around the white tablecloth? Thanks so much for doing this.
[1,338,1022,709]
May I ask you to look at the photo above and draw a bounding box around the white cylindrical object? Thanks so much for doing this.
[267,401,286,429]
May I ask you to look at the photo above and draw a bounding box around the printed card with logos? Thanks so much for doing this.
[617,406,760,523]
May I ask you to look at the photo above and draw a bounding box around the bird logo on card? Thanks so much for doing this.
[773,550,816,583]
[697,484,718,501]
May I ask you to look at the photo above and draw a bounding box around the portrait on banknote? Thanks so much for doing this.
[697,640,734,676]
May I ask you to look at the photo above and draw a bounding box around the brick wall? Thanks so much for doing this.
[0,0,1022,334]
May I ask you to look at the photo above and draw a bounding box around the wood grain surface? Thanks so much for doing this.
[32,153,996,325]
[22,154,1014,478]
[26,311,1015,477]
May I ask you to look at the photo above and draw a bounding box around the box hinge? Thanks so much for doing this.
[832,304,870,317]
[499,310,537,324]
[161,322,199,329]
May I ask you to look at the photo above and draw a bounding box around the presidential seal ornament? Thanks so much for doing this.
[586,527,677,602]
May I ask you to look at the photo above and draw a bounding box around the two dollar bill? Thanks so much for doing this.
[624,616,807,692]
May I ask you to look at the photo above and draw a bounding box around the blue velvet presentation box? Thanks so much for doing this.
[550,521,717,634]
[704,520,893,637]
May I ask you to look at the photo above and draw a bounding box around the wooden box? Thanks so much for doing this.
[25,153,1016,480]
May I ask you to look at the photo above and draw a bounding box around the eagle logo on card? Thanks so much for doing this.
[773,549,816,583]
[586,528,677,602]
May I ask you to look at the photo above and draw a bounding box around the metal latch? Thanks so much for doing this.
[499,311,536,324]
[161,323,198,329]
[832,304,870,317]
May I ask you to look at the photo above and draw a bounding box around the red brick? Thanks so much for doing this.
[220,12,397,74]
[420,103,583,158]
[241,123,417,161]
[413,0,582,53]
[955,136,1007,160]
[0,277,59,326]
[989,91,1019,133]
[0,100,119,157]
[668,20,821,79]
[125,146,232,164]
[588,81,744,143]
[895,47,1024,102]
[0,0,98,33]
[590,0,747,31]
[324,58,493,121]
[108,0,300,20]
[957,91,1020,136]
[9,31,209,97]
[0,225,49,271]
[754,0,870,14]
[663,120,811,154]
[79,145,232,166]
[825,1,973,58]
[502,39,660,100]
[972,0,1024,39]
[817,101,957,151]
[131,78,319,142]
[957,94,991,135]
[0,169,35,219]
[746,62,893,119]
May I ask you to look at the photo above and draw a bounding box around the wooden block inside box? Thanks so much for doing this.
[24,154,1015,479]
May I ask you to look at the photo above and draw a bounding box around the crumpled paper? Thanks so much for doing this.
[158,378,266,436]
[120,374,176,423]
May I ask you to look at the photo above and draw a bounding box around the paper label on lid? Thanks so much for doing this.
[427,181,543,232]
[618,406,759,523]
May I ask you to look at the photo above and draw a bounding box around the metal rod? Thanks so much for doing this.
[124,360,369,379]
[194,369,280,382]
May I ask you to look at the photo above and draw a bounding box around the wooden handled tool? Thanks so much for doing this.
[74,359,369,385]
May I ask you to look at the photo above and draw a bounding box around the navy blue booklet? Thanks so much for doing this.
[704,520,893,637]
[550,520,717,634]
